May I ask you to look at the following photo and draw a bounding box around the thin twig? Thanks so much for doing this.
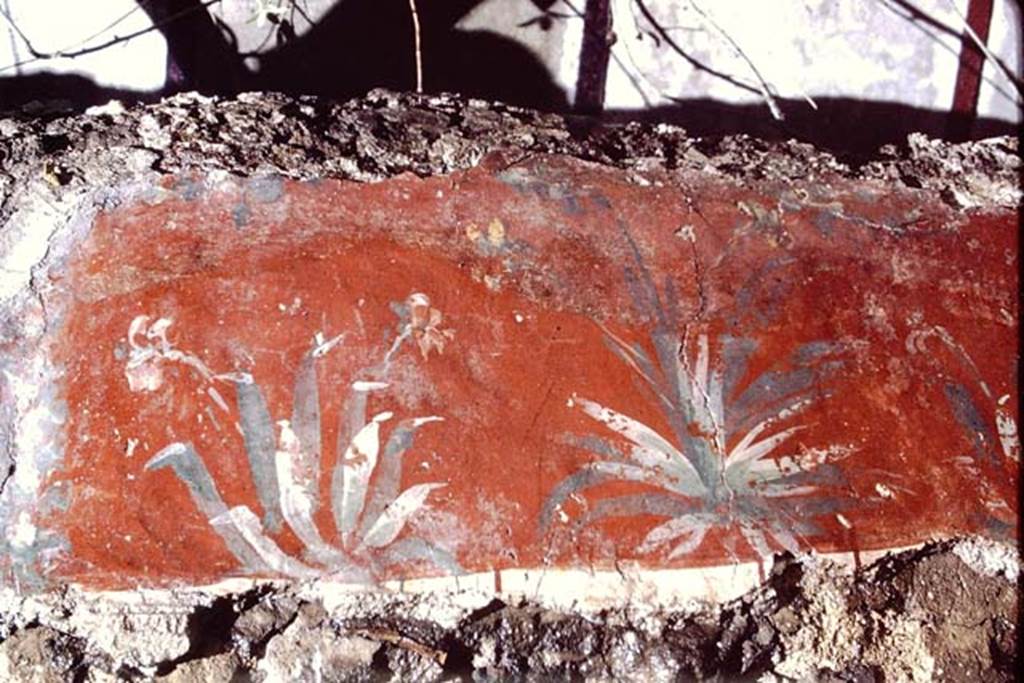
[58,0,151,56]
[407,0,423,93]
[606,0,662,105]
[2,0,20,73]
[0,0,222,75]
[685,0,784,121]
[633,0,761,97]
[287,0,315,28]
[0,3,33,54]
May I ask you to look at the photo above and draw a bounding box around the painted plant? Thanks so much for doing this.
[136,293,460,581]
[542,229,854,563]
[907,322,1019,536]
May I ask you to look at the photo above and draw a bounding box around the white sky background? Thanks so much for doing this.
[599,0,1021,120]
[0,0,167,90]
[0,0,1019,122]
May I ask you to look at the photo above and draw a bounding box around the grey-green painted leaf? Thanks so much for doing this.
[146,442,227,520]
[539,466,620,530]
[210,506,319,579]
[739,523,773,562]
[576,493,703,527]
[146,443,275,572]
[944,382,998,466]
[725,425,806,469]
[290,353,322,507]
[561,433,626,461]
[767,524,801,554]
[599,329,668,401]
[235,379,282,532]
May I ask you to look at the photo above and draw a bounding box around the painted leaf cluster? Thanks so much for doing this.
[143,298,458,580]
[542,226,853,562]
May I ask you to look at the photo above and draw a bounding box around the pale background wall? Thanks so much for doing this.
[0,0,1019,123]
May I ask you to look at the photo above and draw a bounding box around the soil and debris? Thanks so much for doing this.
[0,538,1018,681]
[1,89,1018,228]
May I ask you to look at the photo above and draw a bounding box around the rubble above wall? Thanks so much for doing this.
[1,89,1019,221]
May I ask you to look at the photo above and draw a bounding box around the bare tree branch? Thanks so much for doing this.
[632,0,761,97]
[0,0,223,75]
[877,0,1021,99]
[574,0,612,112]
[684,0,784,121]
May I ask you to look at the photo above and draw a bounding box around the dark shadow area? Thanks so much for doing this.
[0,72,161,112]
[252,0,568,111]
[597,97,1019,158]
[1,0,568,114]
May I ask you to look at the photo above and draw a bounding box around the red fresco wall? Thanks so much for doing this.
[45,154,1017,587]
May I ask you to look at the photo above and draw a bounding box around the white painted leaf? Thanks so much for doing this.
[624,443,681,472]
[707,370,725,452]
[638,514,711,554]
[775,396,815,421]
[275,424,344,566]
[996,408,1019,461]
[726,425,805,469]
[757,484,818,498]
[729,395,816,463]
[746,443,853,482]
[692,334,709,404]
[605,443,705,496]
[360,483,446,549]
[311,332,345,358]
[667,520,711,559]
[337,411,392,542]
[728,418,770,462]
[145,442,188,469]
[352,380,389,392]
[575,397,705,492]
[589,461,677,490]
[210,506,318,578]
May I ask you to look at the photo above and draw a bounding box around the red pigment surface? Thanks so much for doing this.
[49,155,1018,587]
